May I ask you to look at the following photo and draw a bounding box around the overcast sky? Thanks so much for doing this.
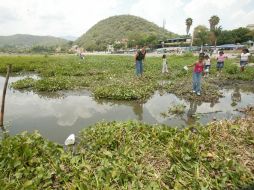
[0,0,254,37]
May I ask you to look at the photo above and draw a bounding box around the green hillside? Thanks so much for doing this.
[0,34,68,48]
[76,15,176,51]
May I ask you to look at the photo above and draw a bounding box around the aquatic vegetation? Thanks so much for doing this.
[0,131,66,189]
[1,54,254,101]
[166,76,223,103]
[93,77,157,100]
[11,77,36,89]
[1,55,194,101]
[0,113,254,189]
[231,101,237,106]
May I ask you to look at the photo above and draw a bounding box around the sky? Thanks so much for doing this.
[0,0,254,38]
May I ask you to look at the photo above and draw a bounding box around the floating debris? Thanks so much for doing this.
[64,134,75,146]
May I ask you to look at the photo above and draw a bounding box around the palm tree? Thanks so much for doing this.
[186,18,193,35]
[209,15,220,31]
[211,26,222,49]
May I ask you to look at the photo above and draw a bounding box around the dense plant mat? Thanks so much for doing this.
[1,54,253,101]
[0,109,253,189]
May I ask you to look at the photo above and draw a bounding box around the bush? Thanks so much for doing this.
[225,64,238,74]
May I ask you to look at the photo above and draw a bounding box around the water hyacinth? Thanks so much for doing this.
[1,113,254,189]
[2,54,253,102]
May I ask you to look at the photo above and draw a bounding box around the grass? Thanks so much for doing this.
[1,54,254,102]
[0,110,253,189]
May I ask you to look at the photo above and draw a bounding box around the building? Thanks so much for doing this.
[247,24,254,30]
[165,37,191,44]
[217,44,244,50]
[107,44,114,53]
[159,37,192,48]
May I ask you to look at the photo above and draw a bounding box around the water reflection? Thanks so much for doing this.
[96,99,144,121]
[132,102,143,121]
[185,101,199,125]
[1,75,254,143]
[187,101,198,117]
[231,86,241,103]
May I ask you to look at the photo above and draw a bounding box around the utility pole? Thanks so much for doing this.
[162,19,166,48]
[163,19,166,31]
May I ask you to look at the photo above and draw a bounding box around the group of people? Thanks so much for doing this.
[188,49,250,96]
[134,46,169,76]
[134,46,251,96]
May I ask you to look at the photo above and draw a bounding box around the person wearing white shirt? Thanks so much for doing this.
[240,49,250,72]
[204,55,211,77]
[162,54,168,74]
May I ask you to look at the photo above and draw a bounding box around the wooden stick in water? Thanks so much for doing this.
[0,64,12,128]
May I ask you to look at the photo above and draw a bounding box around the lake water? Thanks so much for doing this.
[1,74,254,144]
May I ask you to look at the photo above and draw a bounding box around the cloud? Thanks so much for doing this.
[0,0,253,36]
[129,0,254,35]
[230,9,254,29]
[0,7,19,23]
[130,0,186,34]
[40,14,65,21]
[183,0,253,32]
[0,0,120,36]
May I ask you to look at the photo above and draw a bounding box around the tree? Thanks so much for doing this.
[232,27,253,43]
[247,30,254,40]
[209,26,222,48]
[186,18,193,35]
[113,43,125,51]
[217,30,235,45]
[209,15,221,48]
[216,27,253,45]
[193,25,209,46]
[145,35,158,49]
[209,15,220,31]
[30,46,55,53]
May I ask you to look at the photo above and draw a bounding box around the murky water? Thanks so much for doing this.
[1,75,254,144]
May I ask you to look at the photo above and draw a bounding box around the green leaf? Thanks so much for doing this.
[23,180,33,188]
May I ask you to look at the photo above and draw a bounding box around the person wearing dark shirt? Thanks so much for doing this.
[134,46,146,77]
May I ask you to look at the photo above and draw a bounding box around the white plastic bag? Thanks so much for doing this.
[64,134,75,145]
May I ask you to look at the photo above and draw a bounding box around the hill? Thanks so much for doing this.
[76,15,176,51]
[60,35,78,41]
[0,34,68,48]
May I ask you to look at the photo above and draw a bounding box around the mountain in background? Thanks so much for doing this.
[76,15,176,51]
[60,35,78,41]
[0,34,68,48]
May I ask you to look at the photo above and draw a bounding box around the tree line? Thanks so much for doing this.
[185,15,254,47]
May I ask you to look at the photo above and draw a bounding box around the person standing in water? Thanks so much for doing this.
[188,55,205,96]
[135,46,146,77]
